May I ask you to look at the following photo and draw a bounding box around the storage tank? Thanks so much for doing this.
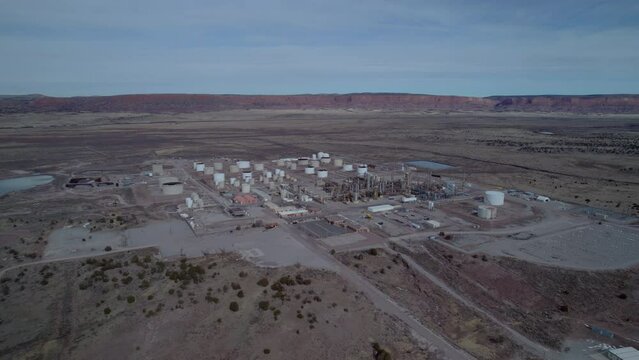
[310,160,320,167]
[213,162,224,171]
[213,173,225,186]
[276,159,285,166]
[158,176,179,185]
[334,158,343,167]
[229,165,240,173]
[305,166,315,175]
[290,163,297,170]
[274,169,282,176]
[298,158,309,166]
[237,160,250,169]
[311,154,317,160]
[478,205,497,219]
[317,169,328,178]
[229,177,237,186]
[279,170,285,178]
[204,167,214,175]
[152,164,164,176]
[484,191,505,206]
[161,182,184,195]
[342,164,353,171]
[320,157,331,164]
[254,163,264,171]
[242,171,252,183]
[265,171,273,179]
[357,165,368,176]
[185,197,194,208]
[195,163,205,172]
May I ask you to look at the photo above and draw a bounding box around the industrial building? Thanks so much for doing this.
[605,347,639,360]
[233,193,257,205]
[368,204,395,213]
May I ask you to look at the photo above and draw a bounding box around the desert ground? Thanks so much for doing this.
[0,109,638,360]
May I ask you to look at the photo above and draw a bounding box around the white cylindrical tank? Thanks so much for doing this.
[229,177,237,186]
[213,162,224,171]
[357,165,368,176]
[310,160,320,167]
[185,197,194,208]
[195,163,205,172]
[298,158,309,166]
[229,165,240,173]
[242,171,252,183]
[317,169,328,178]
[276,159,285,166]
[265,171,273,179]
[213,173,225,185]
[311,154,317,160]
[161,182,184,195]
[254,163,264,171]
[237,160,250,169]
[484,191,505,206]
[279,170,285,178]
[275,169,282,176]
[305,166,315,174]
[342,164,353,171]
[320,157,331,164]
[334,158,343,167]
[478,205,497,219]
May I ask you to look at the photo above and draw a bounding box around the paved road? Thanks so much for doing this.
[386,246,559,359]
[289,226,476,360]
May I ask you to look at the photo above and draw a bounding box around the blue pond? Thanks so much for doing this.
[0,175,54,196]
[406,160,453,170]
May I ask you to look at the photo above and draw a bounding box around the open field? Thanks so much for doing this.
[0,109,638,360]
[1,110,637,215]
[0,250,435,359]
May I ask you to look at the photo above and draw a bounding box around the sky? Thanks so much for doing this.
[0,0,638,97]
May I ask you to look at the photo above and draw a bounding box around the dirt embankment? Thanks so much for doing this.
[393,240,639,349]
[2,93,639,113]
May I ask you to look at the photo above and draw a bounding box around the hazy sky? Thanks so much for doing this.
[1,0,638,96]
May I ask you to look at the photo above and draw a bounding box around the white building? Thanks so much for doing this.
[367,204,395,213]
[401,196,417,203]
